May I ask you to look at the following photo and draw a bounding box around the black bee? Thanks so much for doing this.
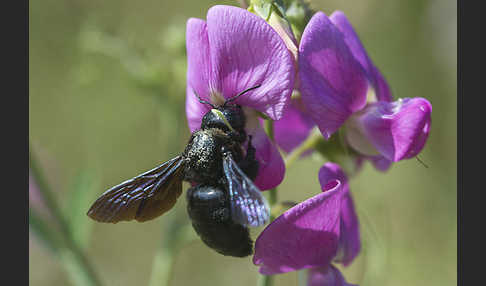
[87,85,269,257]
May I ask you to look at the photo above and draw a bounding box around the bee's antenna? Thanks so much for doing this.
[224,84,262,106]
[193,89,216,109]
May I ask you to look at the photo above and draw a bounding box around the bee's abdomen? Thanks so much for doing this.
[186,184,253,257]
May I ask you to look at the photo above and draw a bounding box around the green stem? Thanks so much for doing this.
[257,274,274,286]
[284,127,322,169]
[261,120,281,286]
[148,219,197,286]
[30,146,102,286]
[258,120,279,286]
[148,246,175,286]
[264,120,278,207]
[297,270,307,286]
[256,127,323,286]
[29,208,62,254]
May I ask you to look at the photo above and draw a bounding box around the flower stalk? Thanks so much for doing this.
[264,120,278,206]
[257,119,278,286]
[30,147,102,286]
[257,272,274,286]
[148,219,197,286]
[284,127,322,169]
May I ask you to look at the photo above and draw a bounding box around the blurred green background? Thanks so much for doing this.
[29,0,457,285]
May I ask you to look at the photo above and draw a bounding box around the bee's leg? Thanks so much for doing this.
[239,135,259,181]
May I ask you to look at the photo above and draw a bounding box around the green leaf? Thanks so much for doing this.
[65,169,100,248]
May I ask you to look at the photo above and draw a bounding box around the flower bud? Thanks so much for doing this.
[282,0,313,42]
[248,0,299,59]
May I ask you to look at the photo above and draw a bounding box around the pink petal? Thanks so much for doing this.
[329,11,371,82]
[368,155,393,172]
[347,98,432,162]
[352,155,392,174]
[185,18,213,132]
[186,17,212,103]
[298,12,368,139]
[185,86,211,132]
[246,113,285,190]
[273,99,316,153]
[206,5,295,120]
[308,265,358,286]
[330,11,392,102]
[253,178,343,275]
[318,163,360,266]
[371,65,393,102]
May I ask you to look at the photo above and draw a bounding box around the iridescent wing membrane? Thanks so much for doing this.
[87,156,185,223]
[222,153,270,227]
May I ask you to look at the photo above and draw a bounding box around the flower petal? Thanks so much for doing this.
[299,12,368,139]
[371,65,393,102]
[329,11,371,81]
[186,18,212,100]
[253,177,343,275]
[308,265,358,286]
[368,155,393,172]
[186,87,211,132]
[274,99,316,153]
[185,18,213,132]
[206,5,295,120]
[352,154,392,174]
[246,111,285,190]
[347,98,432,162]
[330,11,392,102]
[318,163,360,266]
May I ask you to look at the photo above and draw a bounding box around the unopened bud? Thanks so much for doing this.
[284,0,313,43]
[249,0,300,69]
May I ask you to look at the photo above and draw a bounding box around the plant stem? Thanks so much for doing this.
[258,274,274,286]
[30,147,103,286]
[264,120,278,207]
[29,208,62,254]
[258,120,279,286]
[148,245,175,286]
[148,217,197,286]
[256,127,323,286]
[284,127,322,169]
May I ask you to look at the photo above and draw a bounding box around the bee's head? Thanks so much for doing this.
[197,84,261,140]
[201,105,246,135]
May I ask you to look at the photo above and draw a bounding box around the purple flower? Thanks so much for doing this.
[274,11,432,170]
[273,98,315,153]
[253,163,360,277]
[308,265,357,286]
[185,5,295,190]
[345,98,432,166]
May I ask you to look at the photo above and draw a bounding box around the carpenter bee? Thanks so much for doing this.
[87,85,269,257]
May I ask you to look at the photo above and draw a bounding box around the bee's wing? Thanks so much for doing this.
[87,156,185,223]
[222,153,270,227]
